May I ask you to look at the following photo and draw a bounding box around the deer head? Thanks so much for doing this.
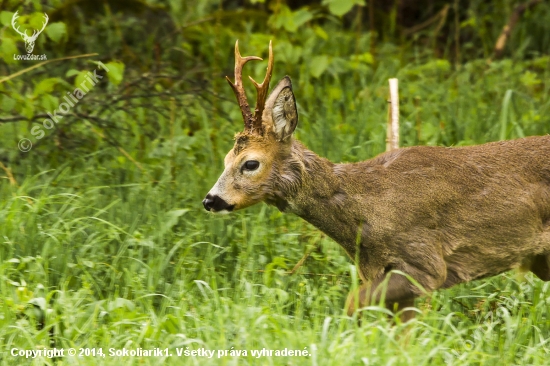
[11,11,49,54]
[203,41,299,213]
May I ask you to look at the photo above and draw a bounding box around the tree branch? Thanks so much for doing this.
[492,0,542,60]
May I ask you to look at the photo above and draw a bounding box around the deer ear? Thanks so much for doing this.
[263,76,298,141]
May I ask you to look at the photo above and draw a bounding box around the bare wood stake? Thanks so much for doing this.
[386,78,400,152]
[414,96,422,143]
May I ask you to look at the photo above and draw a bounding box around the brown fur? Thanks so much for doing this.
[206,74,550,320]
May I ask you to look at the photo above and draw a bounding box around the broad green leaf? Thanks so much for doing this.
[531,56,549,69]
[329,0,354,16]
[45,22,67,43]
[269,5,292,31]
[314,25,328,40]
[520,71,541,87]
[1,37,18,64]
[65,69,80,78]
[105,61,125,85]
[351,52,374,65]
[0,11,14,26]
[1,95,16,113]
[33,77,61,97]
[310,55,329,78]
[292,8,313,30]
[269,6,312,33]
[29,12,49,29]
[283,14,297,32]
[41,94,59,112]
[21,98,35,120]
[421,123,438,143]
[74,70,94,91]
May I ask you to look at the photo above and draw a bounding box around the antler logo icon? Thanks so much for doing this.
[11,11,49,54]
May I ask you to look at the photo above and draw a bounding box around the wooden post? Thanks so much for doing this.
[386,78,400,151]
[414,96,422,143]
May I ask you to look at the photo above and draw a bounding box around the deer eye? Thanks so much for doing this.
[242,160,260,171]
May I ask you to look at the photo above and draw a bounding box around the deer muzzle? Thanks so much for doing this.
[202,193,235,213]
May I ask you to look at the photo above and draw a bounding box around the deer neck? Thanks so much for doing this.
[267,140,361,255]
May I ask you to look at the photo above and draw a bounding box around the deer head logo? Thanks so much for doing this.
[11,11,49,54]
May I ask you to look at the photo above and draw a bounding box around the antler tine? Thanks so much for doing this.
[30,13,48,40]
[11,11,26,37]
[40,13,48,31]
[225,40,262,131]
[249,41,274,133]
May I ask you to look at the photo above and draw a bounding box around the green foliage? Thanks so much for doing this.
[269,5,315,32]
[44,22,67,43]
[0,0,549,364]
[102,61,125,86]
[323,0,365,17]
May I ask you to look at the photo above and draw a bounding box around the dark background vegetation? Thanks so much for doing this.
[0,0,549,364]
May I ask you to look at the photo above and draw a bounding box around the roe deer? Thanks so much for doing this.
[203,41,550,320]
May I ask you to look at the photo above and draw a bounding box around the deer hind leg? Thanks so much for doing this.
[345,272,418,322]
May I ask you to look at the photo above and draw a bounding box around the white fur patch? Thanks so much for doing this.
[209,209,232,215]
[272,102,287,137]
[271,87,297,140]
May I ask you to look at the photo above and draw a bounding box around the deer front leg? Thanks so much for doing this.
[346,253,447,322]
[346,272,418,321]
[346,238,448,321]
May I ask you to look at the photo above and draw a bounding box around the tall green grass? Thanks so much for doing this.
[2,56,550,364]
[1,11,550,366]
[1,166,549,365]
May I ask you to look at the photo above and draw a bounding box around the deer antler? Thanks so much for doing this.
[29,13,49,41]
[249,41,274,133]
[11,11,27,38]
[11,11,48,40]
[225,41,261,132]
[226,40,274,134]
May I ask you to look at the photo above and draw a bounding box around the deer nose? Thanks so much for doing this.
[203,194,234,212]
[202,195,214,211]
